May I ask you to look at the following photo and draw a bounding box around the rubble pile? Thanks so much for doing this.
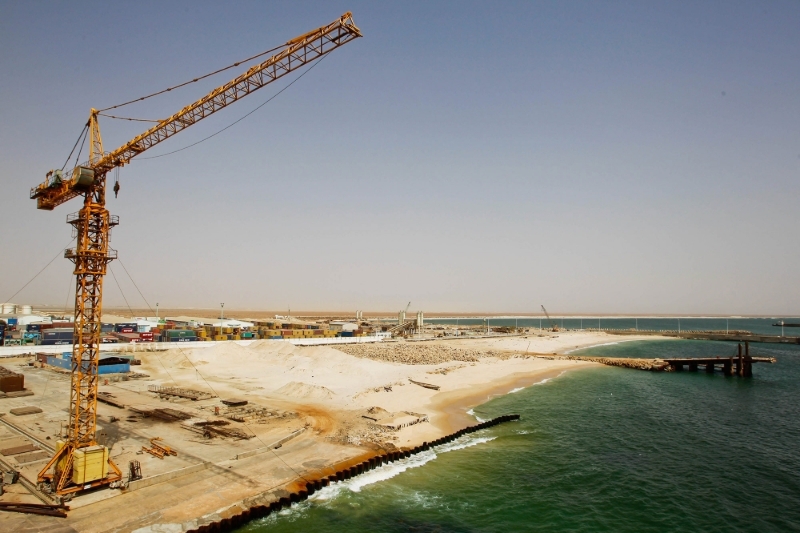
[335,343,511,365]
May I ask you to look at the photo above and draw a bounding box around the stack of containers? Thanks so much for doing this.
[41,328,74,345]
[161,329,197,342]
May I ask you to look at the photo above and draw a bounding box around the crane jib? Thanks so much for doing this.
[31,12,361,211]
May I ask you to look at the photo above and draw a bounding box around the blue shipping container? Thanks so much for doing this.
[7,318,17,326]
[47,356,129,374]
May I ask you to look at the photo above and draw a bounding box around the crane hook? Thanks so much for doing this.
[113,167,120,198]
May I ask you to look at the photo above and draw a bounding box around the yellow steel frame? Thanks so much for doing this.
[33,12,361,496]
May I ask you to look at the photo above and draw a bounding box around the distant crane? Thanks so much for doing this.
[30,12,361,497]
[541,305,560,332]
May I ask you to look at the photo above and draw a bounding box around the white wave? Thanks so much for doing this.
[564,339,646,354]
[505,373,561,395]
[309,435,496,500]
[435,435,495,453]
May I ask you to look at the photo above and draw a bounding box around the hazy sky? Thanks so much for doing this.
[1,1,798,315]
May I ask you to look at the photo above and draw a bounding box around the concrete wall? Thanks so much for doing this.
[0,336,385,358]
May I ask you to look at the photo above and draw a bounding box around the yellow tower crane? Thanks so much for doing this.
[30,12,361,496]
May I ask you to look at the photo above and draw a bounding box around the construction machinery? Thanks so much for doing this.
[541,305,560,332]
[31,12,361,496]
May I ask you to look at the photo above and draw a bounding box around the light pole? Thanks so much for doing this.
[678,317,681,334]
[156,302,159,320]
[635,317,638,331]
[220,303,224,320]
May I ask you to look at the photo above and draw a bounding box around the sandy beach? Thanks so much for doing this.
[135,330,659,449]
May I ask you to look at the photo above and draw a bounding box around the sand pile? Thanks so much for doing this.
[275,381,335,401]
[334,343,511,365]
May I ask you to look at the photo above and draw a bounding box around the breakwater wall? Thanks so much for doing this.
[562,355,669,371]
[601,329,800,344]
[187,414,520,533]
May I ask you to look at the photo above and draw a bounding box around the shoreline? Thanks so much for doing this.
[427,363,596,433]
[0,331,657,532]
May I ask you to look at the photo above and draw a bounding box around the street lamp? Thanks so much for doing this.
[220,303,224,320]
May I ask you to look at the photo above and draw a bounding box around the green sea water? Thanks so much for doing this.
[239,339,800,532]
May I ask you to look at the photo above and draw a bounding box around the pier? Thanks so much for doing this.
[663,342,774,377]
[561,342,776,376]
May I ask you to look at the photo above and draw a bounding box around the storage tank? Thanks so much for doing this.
[18,305,32,315]
[1,303,16,314]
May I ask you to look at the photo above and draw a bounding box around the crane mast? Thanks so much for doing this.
[32,12,361,497]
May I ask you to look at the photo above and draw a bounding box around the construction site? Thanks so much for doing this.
[0,11,597,530]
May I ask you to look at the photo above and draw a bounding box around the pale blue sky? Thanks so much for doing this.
[1,1,798,314]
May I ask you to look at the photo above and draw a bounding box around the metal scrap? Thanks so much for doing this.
[147,385,215,401]
[0,501,69,518]
[127,406,192,422]
[181,419,254,440]
[97,391,125,408]
[128,460,142,481]
[149,437,177,457]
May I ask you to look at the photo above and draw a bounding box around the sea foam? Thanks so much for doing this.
[309,434,497,501]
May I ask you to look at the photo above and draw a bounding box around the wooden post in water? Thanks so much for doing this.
[744,341,753,377]
[724,358,733,376]
[689,361,698,372]
[736,343,743,377]
[705,362,714,373]
[736,343,744,377]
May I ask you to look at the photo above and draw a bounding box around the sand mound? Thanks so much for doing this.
[275,381,335,401]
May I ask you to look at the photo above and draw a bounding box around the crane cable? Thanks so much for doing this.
[97,114,162,123]
[97,43,284,112]
[1,237,76,304]
[60,124,89,171]
[139,53,328,161]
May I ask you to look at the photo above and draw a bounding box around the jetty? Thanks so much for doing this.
[559,342,775,377]
[662,342,774,377]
